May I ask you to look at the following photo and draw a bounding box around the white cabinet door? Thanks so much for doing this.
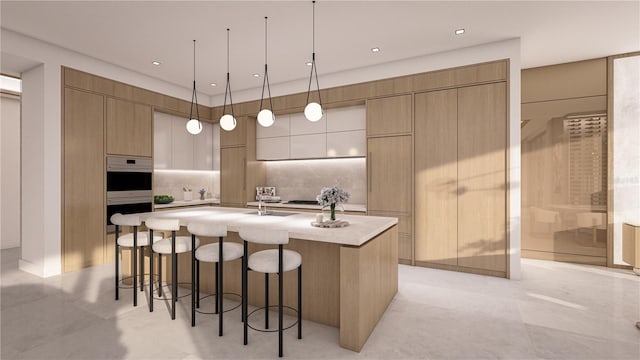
[326,106,366,132]
[290,112,326,135]
[256,114,290,138]
[194,122,213,170]
[290,133,326,159]
[212,124,220,171]
[326,130,366,157]
[153,112,173,169]
[171,117,194,169]
[257,137,289,160]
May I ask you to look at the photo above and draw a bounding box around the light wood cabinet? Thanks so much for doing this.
[366,95,412,136]
[457,83,507,273]
[413,83,507,275]
[220,146,246,206]
[367,135,413,263]
[106,98,152,157]
[171,116,195,169]
[367,135,412,213]
[414,89,458,266]
[220,116,266,206]
[63,88,105,271]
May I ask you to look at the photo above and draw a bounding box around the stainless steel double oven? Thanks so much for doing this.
[106,156,153,232]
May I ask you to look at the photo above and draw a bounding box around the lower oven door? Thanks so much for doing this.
[106,191,153,232]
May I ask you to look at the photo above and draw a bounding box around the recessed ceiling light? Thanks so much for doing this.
[455,29,465,35]
[152,61,161,65]
[371,47,380,53]
[210,83,217,87]
[253,73,260,78]
[305,62,313,66]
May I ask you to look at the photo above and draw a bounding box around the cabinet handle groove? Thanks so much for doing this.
[243,158,246,191]
[368,152,372,192]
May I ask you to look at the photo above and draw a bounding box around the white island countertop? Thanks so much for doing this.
[246,201,366,213]
[154,198,220,209]
[143,206,396,247]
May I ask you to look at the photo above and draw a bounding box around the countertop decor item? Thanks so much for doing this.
[154,195,175,204]
[198,188,206,200]
[311,219,349,228]
[186,39,202,135]
[316,186,350,221]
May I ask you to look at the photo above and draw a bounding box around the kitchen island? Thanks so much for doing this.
[132,206,398,352]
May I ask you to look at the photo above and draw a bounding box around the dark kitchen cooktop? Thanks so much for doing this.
[286,200,319,205]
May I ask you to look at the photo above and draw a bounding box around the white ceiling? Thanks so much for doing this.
[1,1,638,96]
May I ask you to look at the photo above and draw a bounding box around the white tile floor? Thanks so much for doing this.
[2,247,639,359]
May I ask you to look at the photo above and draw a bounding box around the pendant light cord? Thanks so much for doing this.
[260,17,274,112]
[189,39,200,129]
[222,29,235,118]
[306,0,322,106]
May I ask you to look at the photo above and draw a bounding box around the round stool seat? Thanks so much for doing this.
[196,242,243,263]
[152,236,200,254]
[248,249,302,274]
[117,232,162,247]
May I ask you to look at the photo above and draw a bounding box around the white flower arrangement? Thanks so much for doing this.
[316,187,350,207]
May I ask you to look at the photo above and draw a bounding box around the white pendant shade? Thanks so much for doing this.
[257,109,275,127]
[220,114,237,131]
[186,119,203,134]
[304,102,323,122]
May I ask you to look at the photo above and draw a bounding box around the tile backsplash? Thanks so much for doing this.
[265,158,366,204]
[154,171,220,200]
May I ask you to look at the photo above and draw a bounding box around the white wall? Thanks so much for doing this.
[4,26,521,279]
[1,94,21,249]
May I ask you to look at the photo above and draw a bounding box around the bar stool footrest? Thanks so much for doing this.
[246,305,299,333]
[195,292,242,314]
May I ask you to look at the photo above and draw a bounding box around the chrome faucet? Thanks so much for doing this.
[258,194,269,216]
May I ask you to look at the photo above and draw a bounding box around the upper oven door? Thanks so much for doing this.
[107,171,152,192]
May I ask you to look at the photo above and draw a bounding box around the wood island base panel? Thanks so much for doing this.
[120,206,398,352]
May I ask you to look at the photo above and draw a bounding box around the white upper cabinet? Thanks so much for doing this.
[153,112,173,169]
[256,114,290,138]
[290,112,326,135]
[255,105,365,160]
[171,117,195,169]
[327,105,366,132]
[153,112,219,170]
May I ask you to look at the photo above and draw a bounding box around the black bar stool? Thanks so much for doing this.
[188,220,244,335]
[111,213,161,307]
[145,217,199,320]
[239,228,302,357]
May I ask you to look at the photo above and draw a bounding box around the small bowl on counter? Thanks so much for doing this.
[154,195,175,204]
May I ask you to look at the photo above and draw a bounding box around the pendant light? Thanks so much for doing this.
[304,0,323,122]
[257,16,275,128]
[186,40,203,135]
[219,28,237,131]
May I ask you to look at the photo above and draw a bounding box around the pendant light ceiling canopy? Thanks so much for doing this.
[257,16,275,128]
[186,39,203,135]
[304,0,323,122]
[219,28,237,132]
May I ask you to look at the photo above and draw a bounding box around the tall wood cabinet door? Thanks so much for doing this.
[367,135,412,213]
[366,95,412,136]
[220,116,247,147]
[457,82,507,272]
[414,89,458,265]
[220,146,246,206]
[64,88,105,271]
[106,98,152,157]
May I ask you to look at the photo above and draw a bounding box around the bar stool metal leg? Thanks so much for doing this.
[218,236,224,336]
[139,245,144,292]
[265,273,269,329]
[214,263,219,314]
[132,227,138,307]
[149,229,154,313]
[298,265,302,339]
[196,259,200,308]
[243,241,248,345]
[115,225,120,301]
[191,234,196,327]
[158,254,163,297]
[278,244,283,357]
[171,231,177,320]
